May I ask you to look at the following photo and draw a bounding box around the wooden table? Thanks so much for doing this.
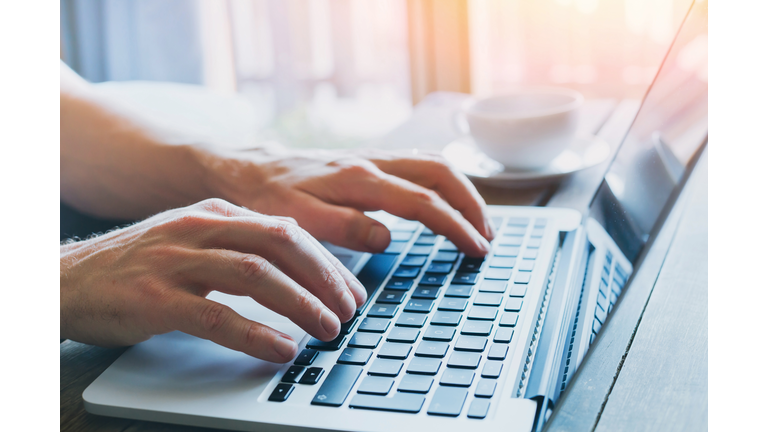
[60,100,708,432]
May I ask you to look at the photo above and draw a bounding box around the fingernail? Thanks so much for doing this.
[475,233,491,255]
[273,335,297,360]
[350,280,368,305]
[366,224,391,251]
[338,291,357,321]
[321,307,342,336]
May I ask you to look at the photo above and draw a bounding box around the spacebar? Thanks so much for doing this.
[349,393,426,413]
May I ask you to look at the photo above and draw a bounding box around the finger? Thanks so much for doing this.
[370,154,495,240]
[168,293,299,362]
[316,172,490,257]
[189,200,359,322]
[185,249,343,341]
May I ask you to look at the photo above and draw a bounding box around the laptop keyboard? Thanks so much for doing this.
[268,216,549,419]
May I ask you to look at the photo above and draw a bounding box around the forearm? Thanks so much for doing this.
[60,63,219,219]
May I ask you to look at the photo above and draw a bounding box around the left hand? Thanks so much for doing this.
[204,146,495,257]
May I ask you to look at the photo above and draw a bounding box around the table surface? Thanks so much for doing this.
[60,98,708,432]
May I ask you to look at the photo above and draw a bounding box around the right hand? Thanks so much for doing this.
[60,198,367,363]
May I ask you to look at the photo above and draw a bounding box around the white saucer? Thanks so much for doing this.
[443,134,611,188]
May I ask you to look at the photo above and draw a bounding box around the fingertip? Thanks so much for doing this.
[349,280,368,306]
[365,223,390,251]
[273,335,298,361]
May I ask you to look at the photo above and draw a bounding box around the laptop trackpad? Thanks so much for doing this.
[85,292,306,410]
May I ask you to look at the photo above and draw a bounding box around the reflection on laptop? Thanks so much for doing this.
[83,1,708,431]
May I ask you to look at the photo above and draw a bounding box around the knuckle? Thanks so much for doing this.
[244,322,264,347]
[294,289,318,316]
[414,188,440,205]
[199,302,229,333]
[197,198,231,213]
[238,255,270,284]
[264,221,303,246]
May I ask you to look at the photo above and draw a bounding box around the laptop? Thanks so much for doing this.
[83,2,708,431]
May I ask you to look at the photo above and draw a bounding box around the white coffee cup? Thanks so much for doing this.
[460,87,584,170]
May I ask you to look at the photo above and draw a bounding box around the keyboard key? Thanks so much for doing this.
[391,232,413,242]
[474,379,496,398]
[393,266,420,278]
[357,317,391,332]
[494,246,520,257]
[409,245,433,256]
[348,333,382,349]
[415,341,450,358]
[518,260,535,271]
[514,273,531,284]
[420,273,448,286]
[412,286,441,299]
[467,398,490,419]
[396,312,428,327]
[593,318,602,334]
[337,348,372,365]
[349,393,425,413]
[467,306,498,321]
[269,383,294,402]
[357,254,399,300]
[307,334,346,351]
[431,311,463,326]
[426,263,453,274]
[404,300,434,313]
[499,235,524,246]
[433,251,459,262]
[506,217,529,226]
[523,249,538,260]
[445,285,474,298]
[423,326,456,341]
[377,342,412,360]
[387,328,420,343]
[479,279,507,293]
[384,241,408,254]
[368,359,403,377]
[505,298,523,311]
[415,235,438,245]
[509,284,527,297]
[376,290,407,304]
[440,369,475,386]
[505,222,528,232]
[299,367,325,384]
[489,257,516,268]
[454,336,487,352]
[281,365,305,383]
[357,376,394,395]
[530,227,545,238]
[398,374,434,393]
[488,343,509,360]
[597,291,608,312]
[534,218,547,228]
[458,257,485,273]
[527,238,542,249]
[407,357,442,375]
[392,220,419,232]
[385,279,413,290]
[438,298,468,312]
[339,318,358,335]
[448,352,482,369]
[595,302,608,324]
[401,255,427,267]
[453,272,481,285]
[611,280,623,295]
[428,387,468,417]
[494,328,514,343]
[294,349,318,366]
[474,293,503,306]
[485,268,513,280]
[499,312,519,327]
[311,364,362,407]
[367,305,398,318]
[461,321,493,336]
[481,361,503,378]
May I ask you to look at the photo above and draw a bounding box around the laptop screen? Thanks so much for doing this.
[588,0,708,262]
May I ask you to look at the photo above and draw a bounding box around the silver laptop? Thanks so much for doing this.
[83,3,707,431]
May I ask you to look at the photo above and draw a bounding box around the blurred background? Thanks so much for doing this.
[60,0,696,149]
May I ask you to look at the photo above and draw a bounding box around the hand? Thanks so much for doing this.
[60,199,367,362]
[207,146,495,256]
